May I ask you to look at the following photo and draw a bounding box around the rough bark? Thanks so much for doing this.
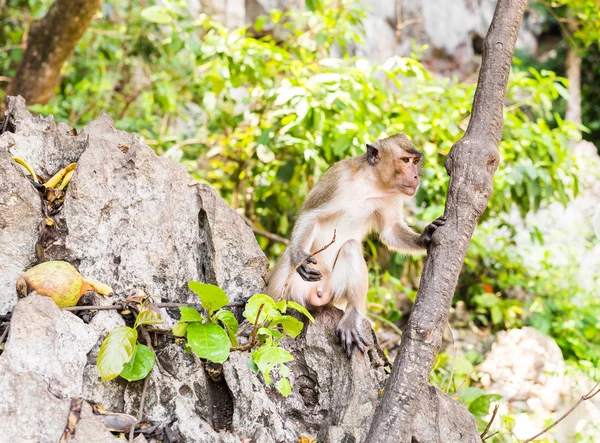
[565,45,582,128]
[363,1,527,442]
[5,0,101,105]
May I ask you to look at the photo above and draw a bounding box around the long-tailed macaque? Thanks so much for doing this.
[267,133,445,356]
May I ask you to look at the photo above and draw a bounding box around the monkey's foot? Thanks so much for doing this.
[335,311,369,358]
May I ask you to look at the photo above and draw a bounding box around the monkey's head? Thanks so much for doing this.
[366,133,423,197]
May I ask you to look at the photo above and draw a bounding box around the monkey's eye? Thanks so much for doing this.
[413,159,420,165]
[401,157,410,163]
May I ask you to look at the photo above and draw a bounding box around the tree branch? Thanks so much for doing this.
[6,0,101,104]
[364,1,527,441]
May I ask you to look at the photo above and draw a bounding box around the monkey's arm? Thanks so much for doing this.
[376,212,446,254]
[288,212,322,281]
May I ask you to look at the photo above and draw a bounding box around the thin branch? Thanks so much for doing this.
[367,311,403,337]
[0,44,25,53]
[483,431,499,441]
[280,229,337,300]
[231,304,265,352]
[481,404,500,439]
[62,300,244,312]
[128,373,150,442]
[241,214,289,245]
[521,379,600,443]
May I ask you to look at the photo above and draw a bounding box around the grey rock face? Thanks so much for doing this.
[1,295,98,397]
[0,138,39,314]
[0,296,116,443]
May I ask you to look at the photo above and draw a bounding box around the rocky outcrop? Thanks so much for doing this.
[480,327,600,442]
[0,97,480,442]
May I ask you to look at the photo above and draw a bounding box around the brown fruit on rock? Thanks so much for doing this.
[16,261,105,308]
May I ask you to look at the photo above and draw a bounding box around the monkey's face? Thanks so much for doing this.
[393,151,421,196]
[367,134,423,197]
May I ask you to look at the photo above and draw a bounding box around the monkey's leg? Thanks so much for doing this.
[330,239,369,357]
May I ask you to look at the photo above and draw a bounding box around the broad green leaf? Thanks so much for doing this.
[141,6,172,24]
[252,345,294,384]
[275,377,292,397]
[135,309,163,327]
[279,364,290,378]
[97,326,138,381]
[273,299,287,312]
[120,344,155,381]
[456,387,486,407]
[188,282,229,315]
[278,315,304,338]
[179,306,203,323]
[172,322,188,337]
[490,305,503,325]
[187,323,230,364]
[287,301,315,323]
[473,293,499,308]
[216,309,239,347]
[243,294,275,324]
[469,394,502,418]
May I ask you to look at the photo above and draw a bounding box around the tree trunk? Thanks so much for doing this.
[363,1,526,442]
[6,0,101,105]
[564,44,582,128]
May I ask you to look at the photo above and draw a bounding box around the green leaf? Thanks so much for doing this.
[243,294,275,324]
[275,377,292,397]
[188,282,229,315]
[469,394,502,418]
[490,305,503,325]
[287,301,315,323]
[120,344,155,381]
[172,322,188,337]
[456,387,486,407]
[278,315,304,338]
[187,323,230,364]
[97,326,138,381]
[141,6,172,24]
[252,345,294,384]
[135,309,163,327]
[179,306,203,323]
[473,293,499,308]
[216,309,239,347]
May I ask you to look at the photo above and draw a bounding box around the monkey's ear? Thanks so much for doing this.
[366,144,379,165]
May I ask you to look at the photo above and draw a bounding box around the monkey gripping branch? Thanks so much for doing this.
[364,0,527,442]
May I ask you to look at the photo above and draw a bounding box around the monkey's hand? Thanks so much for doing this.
[418,215,447,248]
[293,250,322,282]
[335,309,370,358]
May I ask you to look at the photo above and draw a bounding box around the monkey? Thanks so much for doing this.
[300,262,332,308]
[266,133,446,356]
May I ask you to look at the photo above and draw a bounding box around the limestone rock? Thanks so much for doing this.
[1,295,98,397]
[0,100,40,314]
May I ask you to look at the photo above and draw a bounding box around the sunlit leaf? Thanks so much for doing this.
[188,282,229,315]
[216,309,239,347]
[179,306,203,323]
[287,301,315,323]
[120,344,155,381]
[187,323,230,363]
[135,309,163,327]
[97,326,138,381]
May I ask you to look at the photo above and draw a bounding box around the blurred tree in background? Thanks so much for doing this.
[1,2,599,436]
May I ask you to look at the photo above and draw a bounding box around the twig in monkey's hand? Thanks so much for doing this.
[280,229,337,300]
